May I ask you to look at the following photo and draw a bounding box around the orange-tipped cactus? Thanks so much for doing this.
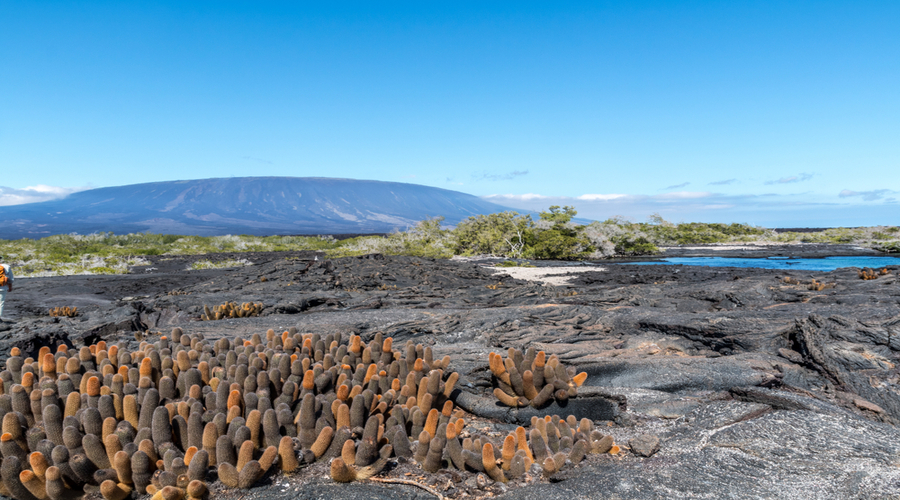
[226,390,242,410]
[29,452,50,479]
[482,442,507,483]
[493,388,526,407]
[501,434,517,471]
[86,376,101,397]
[301,370,315,391]
[41,353,57,379]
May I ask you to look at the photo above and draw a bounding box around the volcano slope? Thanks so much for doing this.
[3,252,900,499]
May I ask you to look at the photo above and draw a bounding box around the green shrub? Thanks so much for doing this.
[329,217,453,259]
[499,206,593,260]
[614,236,659,256]
[642,219,769,245]
[538,205,578,225]
[451,211,535,257]
[527,230,590,260]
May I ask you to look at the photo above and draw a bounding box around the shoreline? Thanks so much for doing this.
[462,243,894,268]
[619,243,887,260]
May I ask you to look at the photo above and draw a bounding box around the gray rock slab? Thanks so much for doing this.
[610,387,705,419]
[577,354,782,392]
[685,400,772,430]
[453,387,624,425]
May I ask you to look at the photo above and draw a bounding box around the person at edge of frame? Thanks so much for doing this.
[0,255,14,323]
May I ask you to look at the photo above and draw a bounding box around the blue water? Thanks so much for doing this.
[626,256,900,272]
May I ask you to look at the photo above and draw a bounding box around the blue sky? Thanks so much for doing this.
[1,1,898,227]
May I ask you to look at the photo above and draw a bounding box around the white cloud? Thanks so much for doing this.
[0,185,88,206]
[576,194,629,201]
[484,193,549,201]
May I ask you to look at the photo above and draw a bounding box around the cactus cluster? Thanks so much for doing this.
[200,302,263,321]
[0,327,470,498]
[783,277,838,291]
[808,279,836,291]
[489,348,587,408]
[858,268,889,280]
[48,307,78,318]
[0,328,618,499]
[438,413,619,484]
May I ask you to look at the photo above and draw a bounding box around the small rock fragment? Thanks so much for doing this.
[853,398,885,414]
[629,434,660,457]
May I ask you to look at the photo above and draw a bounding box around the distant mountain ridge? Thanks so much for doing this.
[0,177,517,239]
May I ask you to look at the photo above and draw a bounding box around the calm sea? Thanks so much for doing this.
[625,256,900,272]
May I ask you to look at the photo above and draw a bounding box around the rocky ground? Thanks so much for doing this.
[2,245,900,499]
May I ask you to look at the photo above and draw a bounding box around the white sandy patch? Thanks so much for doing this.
[486,266,605,286]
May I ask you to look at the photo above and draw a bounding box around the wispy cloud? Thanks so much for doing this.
[654,191,712,200]
[474,170,529,181]
[839,189,894,201]
[664,182,690,190]
[765,172,814,185]
[240,156,274,165]
[709,178,737,185]
[0,185,89,206]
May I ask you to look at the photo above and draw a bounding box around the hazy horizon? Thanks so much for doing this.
[0,175,895,229]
